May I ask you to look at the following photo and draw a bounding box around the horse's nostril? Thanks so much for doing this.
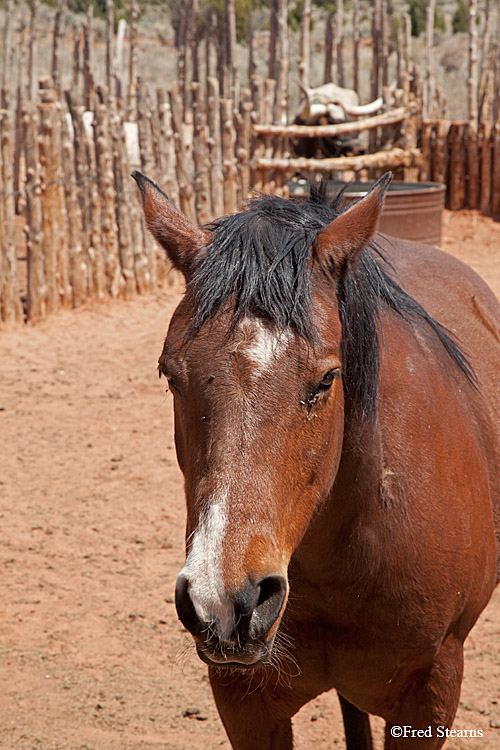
[254,575,287,634]
[175,574,203,638]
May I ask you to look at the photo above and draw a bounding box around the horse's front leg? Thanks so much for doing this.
[209,668,294,750]
[384,634,464,749]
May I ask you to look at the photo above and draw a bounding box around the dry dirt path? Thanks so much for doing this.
[1,211,500,749]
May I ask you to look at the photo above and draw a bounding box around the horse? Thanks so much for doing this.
[133,170,500,749]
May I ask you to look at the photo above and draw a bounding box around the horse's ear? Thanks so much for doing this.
[132,171,209,278]
[315,172,393,277]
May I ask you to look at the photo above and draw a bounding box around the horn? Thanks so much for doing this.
[341,97,384,117]
[296,78,312,120]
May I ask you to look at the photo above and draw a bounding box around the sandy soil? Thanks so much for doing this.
[1,211,500,750]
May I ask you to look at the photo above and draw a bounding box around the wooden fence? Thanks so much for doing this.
[1,1,500,326]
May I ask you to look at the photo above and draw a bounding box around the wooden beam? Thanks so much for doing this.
[251,107,409,138]
[252,147,421,173]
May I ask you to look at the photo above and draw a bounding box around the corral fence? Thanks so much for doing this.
[1,0,499,326]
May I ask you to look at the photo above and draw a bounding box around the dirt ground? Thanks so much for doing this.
[1,211,500,750]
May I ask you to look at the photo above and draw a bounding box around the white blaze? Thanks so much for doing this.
[179,489,234,639]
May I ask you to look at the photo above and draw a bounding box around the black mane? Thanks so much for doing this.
[187,183,475,419]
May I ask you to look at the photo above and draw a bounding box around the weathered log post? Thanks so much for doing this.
[1,1,13,98]
[169,83,196,221]
[352,0,360,94]
[61,111,87,307]
[28,0,39,102]
[432,119,450,186]
[157,87,180,206]
[110,109,149,296]
[479,121,492,216]
[447,122,466,210]
[299,0,311,92]
[324,12,333,84]
[128,0,138,119]
[23,99,46,322]
[468,0,478,123]
[335,0,344,87]
[105,0,114,98]
[51,0,66,96]
[236,90,252,207]
[221,98,237,213]
[93,95,124,298]
[273,0,289,124]
[465,120,479,209]
[83,5,94,109]
[38,79,72,312]
[207,77,224,218]
[191,82,212,224]
[0,106,23,323]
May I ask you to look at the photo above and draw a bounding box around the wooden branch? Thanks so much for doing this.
[252,147,421,173]
[251,107,409,138]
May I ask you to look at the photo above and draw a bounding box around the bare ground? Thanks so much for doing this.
[1,211,500,749]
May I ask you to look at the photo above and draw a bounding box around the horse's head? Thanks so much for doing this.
[134,172,391,669]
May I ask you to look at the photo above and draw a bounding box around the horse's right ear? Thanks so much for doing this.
[132,172,209,278]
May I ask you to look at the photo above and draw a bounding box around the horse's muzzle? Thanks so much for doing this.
[175,573,287,668]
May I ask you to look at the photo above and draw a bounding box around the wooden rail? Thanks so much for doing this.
[251,106,409,138]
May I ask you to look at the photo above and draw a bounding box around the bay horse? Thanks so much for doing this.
[133,170,500,749]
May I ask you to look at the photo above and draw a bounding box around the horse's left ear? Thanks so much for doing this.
[132,171,209,278]
[315,172,393,277]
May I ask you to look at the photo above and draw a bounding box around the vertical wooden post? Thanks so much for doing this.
[225,0,239,106]
[432,119,450,185]
[299,0,311,92]
[113,18,126,103]
[380,0,389,89]
[353,0,360,94]
[207,77,224,218]
[423,0,435,119]
[106,0,114,97]
[0,106,23,323]
[479,121,492,215]
[465,120,479,209]
[93,98,124,298]
[371,0,381,103]
[192,82,212,224]
[1,1,13,96]
[157,88,180,206]
[236,92,252,207]
[83,6,94,109]
[273,0,289,124]
[169,83,196,221]
[110,110,145,296]
[72,25,81,91]
[61,116,86,308]
[28,0,39,102]
[128,0,138,118]
[269,0,278,80]
[447,123,466,210]
[38,80,72,313]
[221,98,237,213]
[23,99,46,322]
[335,0,344,88]
[51,0,66,96]
[191,0,200,83]
[324,12,333,84]
[468,0,478,123]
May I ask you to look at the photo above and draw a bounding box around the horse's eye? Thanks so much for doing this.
[318,369,339,391]
[167,377,180,395]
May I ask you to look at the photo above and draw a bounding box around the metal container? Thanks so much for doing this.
[289,180,446,247]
